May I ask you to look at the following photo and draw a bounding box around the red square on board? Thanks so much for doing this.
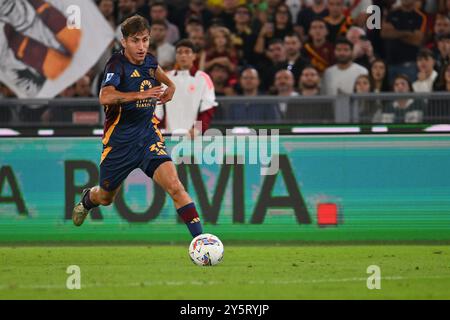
[317,203,338,225]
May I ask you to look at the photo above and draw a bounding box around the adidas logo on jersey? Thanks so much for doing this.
[131,70,141,78]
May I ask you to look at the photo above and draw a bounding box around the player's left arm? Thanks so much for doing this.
[155,65,176,104]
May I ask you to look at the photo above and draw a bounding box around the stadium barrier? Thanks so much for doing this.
[1,134,450,242]
[1,93,450,126]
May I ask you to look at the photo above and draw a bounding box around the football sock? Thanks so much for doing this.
[177,203,203,238]
[81,190,98,211]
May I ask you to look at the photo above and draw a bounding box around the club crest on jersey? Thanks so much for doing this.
[149,68,155,78]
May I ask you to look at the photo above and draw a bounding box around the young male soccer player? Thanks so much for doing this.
[72,15,203,238]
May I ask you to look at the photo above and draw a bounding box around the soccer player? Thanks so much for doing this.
[72,15,203,238]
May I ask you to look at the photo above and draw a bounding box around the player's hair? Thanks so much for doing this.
[121,14,150,38]
[175,39,195,51]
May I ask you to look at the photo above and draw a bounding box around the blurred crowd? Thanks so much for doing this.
[2,0,450,124]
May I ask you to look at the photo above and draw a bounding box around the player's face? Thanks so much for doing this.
[176,46,196,70]
[121,30,150,64]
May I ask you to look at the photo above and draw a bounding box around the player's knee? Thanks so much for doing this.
[166,179,185,200]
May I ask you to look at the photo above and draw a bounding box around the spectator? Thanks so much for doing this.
[302,18,335,73]
[272,3,295,39]
[433,33,450,71]
[381,0,427,84]
[150,20,176,70]
[353,74,382,122]
[296,0,329,40]
[257,38,289,92]
[298,65,321,96]
[150,1,180,44]
[274,69,299,116]
[284,33,310,83]
[381,74,426,123]
[217,0,240,31]
[369,59,390,92]
[324,0,353,43]
[186,20,206,70]
[254,3,294,53]
[229,67,281,121]
[323,38,368,95]
[98,0,116,29]
[432,13,450,38]
[175,0,214,37]
[287,65,335,123]
[248,0,270,27]
[205,27,239,85]
[231,5,258,66]
[74,76,94,97]
[207,62,236,96]
[155,40,217,136]
[346,26,376,69]
[117,0,136,24]
[428,63,450,122]
[413,48,438,92]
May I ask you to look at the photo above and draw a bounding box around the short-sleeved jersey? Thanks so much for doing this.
[100,50,161,147]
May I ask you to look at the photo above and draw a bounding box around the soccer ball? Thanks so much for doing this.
[189,233,224,266]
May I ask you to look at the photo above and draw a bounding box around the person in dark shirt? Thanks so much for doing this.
[284,33,310,83]
[231,5,258,66]
[381,0,427,84]
[295,0,329,41]
[323,0,353,43]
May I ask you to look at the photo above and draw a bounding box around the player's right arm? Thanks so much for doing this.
[99,85,164,105]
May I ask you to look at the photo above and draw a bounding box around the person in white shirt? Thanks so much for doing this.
[155,39,218,137]
[323,38,368,95]
[413,48,438,93]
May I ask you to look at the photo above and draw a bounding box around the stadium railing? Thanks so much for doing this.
[0,93,449,130]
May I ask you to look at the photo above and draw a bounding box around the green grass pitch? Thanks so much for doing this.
[1,245,449,299]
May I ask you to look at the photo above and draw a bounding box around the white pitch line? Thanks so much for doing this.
[1,275,450,291]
